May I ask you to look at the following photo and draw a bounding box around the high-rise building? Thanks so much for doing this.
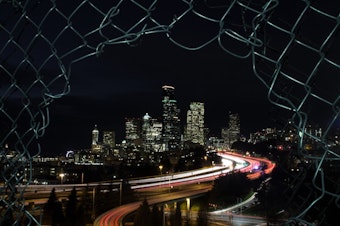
[185,102,205,145]
[92,124,99,145]
[142,113,163,153]
[91,124,102,153]
[142,113,153,153]
[221,112,240,148]
[161,85,181,152]
[150,120,163,152]
[103,131,115,148]
[125,117,142,146]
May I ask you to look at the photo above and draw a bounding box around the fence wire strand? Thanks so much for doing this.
[0,0,339,225]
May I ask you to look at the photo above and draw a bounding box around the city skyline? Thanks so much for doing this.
[1,2,338,226]
[0,0,336,158]
[40,78,278,155]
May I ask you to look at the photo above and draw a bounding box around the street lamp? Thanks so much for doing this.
[186,198,190,212]
[119,179,123,206]
[92,186,96,220]
[59,173,65,184]
[159,165,163,175]
[186,198,191,221]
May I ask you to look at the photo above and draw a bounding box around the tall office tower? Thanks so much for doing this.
[185,102,205,145]
[221,112,240,149]
[103,131,115,149]
[142,113,153,153]
[161,85,181,152]
[142,113,163,154]
[125,117,142,146]
[92,124,99,145]
[151,119,163,152]
[91,124,101,153]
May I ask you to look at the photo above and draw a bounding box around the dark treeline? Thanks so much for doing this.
[40,180,136,226]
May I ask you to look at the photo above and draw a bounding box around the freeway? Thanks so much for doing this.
[22,153,237,205]
[93,152,275,226]
[94,183,212,226]
[23,157,235,194]
[217,151,276,179]
[20,151,275,224]
[210,213,266,226]
[23,151,274,194]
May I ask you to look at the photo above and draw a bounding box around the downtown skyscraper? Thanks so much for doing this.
[161,85,181,152]
[185,102,205,145]
[142,113,162,153]
[125,117,142,146]
[221,111,240,148]
[91,124,101,153]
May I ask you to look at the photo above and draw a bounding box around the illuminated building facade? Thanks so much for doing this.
[125,117,142,146]
[92,124,99,145]
[91,124,101,153]
[221,112,240,148]
[142,113,163,153]
[142,113,153,152]
[103,131,115,149]
[150,120,163,152]
[185,102,205,145]
[161,85,181,152]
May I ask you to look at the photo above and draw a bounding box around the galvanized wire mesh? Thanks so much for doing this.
[0,0,339,225]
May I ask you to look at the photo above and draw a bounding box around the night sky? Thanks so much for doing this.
[2,1,338,156]
[41,35,278,155]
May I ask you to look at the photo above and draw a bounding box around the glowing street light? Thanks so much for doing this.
[159,165,163,175]
[186,198,190,212]
[59,173,65,184]
[186,198,191,220]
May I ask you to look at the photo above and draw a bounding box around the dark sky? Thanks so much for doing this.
[2,1,338,156]
[41,35,278,155]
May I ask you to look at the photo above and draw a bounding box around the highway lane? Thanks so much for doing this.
[217,151,276,180]
[94,183,212,226]
[23,157,235,194]
[20,151,275,224]
[22,151,274,196]
[93,152,275,226]
[209,213,266,226]
[22,163,235,205]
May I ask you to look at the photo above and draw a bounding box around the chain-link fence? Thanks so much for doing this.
[0,0,339,225]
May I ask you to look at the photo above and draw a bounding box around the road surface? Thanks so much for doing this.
[94,183,212,226]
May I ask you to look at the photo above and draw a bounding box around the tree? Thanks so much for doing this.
[65,187,77,226]
[75,204,86,226]
[122,180,137,204]
[256,167,288,224]
[133,198,151,226]
[197,209,208,226]
[151,205,163,226]
[0,207,14,226]
[170,204,182,226]
[42,188,65,226]
[77,187,92,226]
[53,201,65,226]
[208,172,252,207]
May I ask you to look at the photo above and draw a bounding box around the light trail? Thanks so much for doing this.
[217,151,276,180]
[129,164,231,184]
[94,184,212,226]
[23,151,276,226]
[94,152,276,226]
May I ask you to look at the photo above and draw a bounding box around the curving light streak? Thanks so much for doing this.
[129,163,232,185]
[130,155,248,189]
[93,152,275,226]
[217,151,276,180]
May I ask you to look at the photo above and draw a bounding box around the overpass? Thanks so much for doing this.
[93,152,275,226]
